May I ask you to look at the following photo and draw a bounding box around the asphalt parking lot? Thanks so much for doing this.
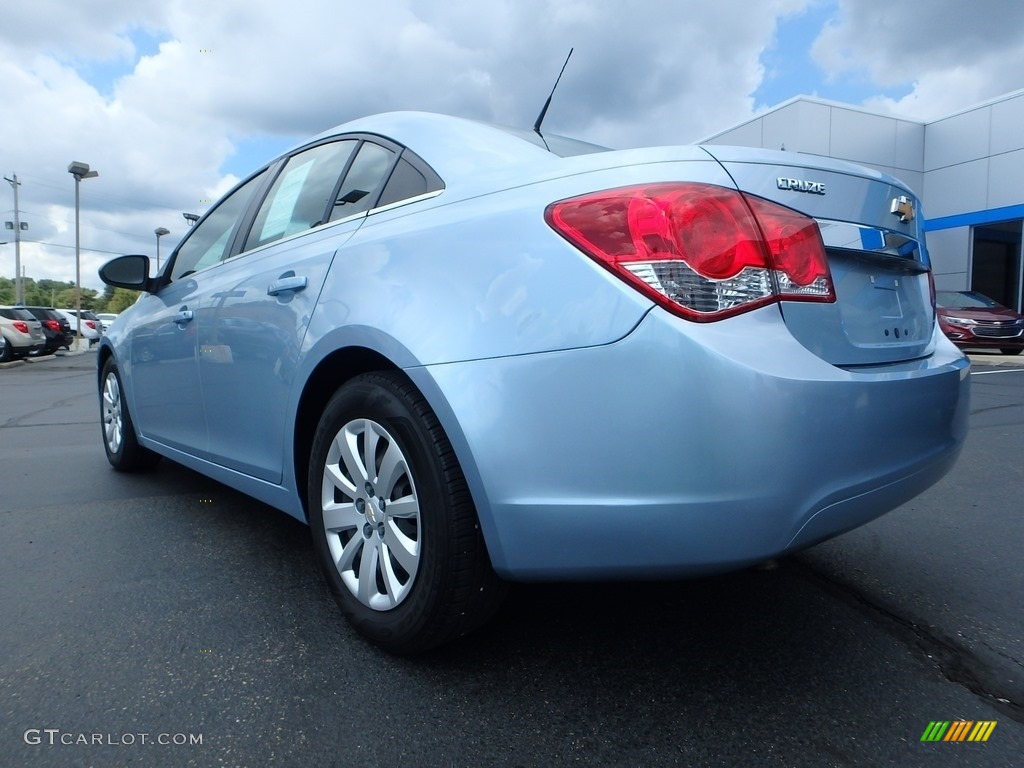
[1,349,1022,767]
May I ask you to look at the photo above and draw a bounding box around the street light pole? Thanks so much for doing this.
[68,162,98,349]
[155,227,170,271]
[4,173,27,305]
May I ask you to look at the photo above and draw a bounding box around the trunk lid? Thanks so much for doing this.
[702,147,933,366]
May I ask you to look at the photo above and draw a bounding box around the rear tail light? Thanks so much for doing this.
[13,321,29,333]
[43,319,60,331]
[545,182,835,321]
[85,320,97,329]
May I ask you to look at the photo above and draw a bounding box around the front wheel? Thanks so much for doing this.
[100,358,161,471]
[308,372,504,654]
[1000,347,1023,356]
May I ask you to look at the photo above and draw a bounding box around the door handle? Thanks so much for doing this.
[267,275,308,296]
[176,308,194,324]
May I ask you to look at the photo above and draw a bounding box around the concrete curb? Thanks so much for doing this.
[1,347,95,369]
[967,352,1024,367]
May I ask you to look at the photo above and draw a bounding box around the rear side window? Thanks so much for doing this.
[1,308,34,321]
[329,142,395,221]
[244,140,358,251]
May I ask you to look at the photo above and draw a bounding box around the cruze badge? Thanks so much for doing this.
[777,177,826,195]
[891,195,915,223]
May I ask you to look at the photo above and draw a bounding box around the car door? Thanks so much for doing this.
[129,170,270,455]
[197,138,396,482]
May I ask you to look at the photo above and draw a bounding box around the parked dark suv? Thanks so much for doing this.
[22,306,74,355]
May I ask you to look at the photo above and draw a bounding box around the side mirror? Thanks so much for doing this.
[99,255,154,291]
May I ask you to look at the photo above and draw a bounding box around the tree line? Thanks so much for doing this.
[0,277,140,314]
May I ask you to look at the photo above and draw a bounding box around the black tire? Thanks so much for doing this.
[99,358,161,472]
[1000,347,1023,356]
[308,372,505,654]
[0,340,11,362]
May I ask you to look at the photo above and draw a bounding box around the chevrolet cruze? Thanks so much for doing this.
[97,112,969,652]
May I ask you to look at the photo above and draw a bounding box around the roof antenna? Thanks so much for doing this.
[533,48,574,145]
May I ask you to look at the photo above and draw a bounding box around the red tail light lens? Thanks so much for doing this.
[13,321,29,333]
[545,182,834,321]
[85,320,97,329]
[43,319,60,331]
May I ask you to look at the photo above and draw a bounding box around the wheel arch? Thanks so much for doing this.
[291,346,502,571]
[292,346,400,522]
[96,342,115,390]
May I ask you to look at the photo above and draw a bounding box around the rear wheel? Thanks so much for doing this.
[100,359,161,471]
[308,372,505,654]
[1000,347,1023,356]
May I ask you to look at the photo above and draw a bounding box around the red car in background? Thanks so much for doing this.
[936,291,1024,355]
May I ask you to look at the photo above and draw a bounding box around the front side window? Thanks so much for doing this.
[329,142,395,222]
[244,140,358,251]
[169,170,268,282]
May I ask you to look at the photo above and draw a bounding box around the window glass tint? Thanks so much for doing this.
[2,308,35,320]
[329,142,394,221]
[245,140,358,251]
[377,158,428,207]
[170,170,268,281]
[936,291,1000,309]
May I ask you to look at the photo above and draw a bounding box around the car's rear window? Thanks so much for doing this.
[1,307,35,321]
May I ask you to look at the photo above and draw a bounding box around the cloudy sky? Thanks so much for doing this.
[2,0,1022,292]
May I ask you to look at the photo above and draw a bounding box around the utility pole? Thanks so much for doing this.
[4,173,27,305]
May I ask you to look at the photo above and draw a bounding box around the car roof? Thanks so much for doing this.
[298,111,908,198]
[306,112,566,187]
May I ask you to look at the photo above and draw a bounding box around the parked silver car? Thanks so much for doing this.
[0,306,45,361]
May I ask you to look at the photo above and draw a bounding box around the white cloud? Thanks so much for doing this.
[812,0,1024,119]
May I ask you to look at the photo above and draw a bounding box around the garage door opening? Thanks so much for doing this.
[971,220,1023,311]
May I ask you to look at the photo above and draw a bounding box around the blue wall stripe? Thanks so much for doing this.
[924,204,1024,232]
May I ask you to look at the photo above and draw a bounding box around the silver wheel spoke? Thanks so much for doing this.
[362,425,382,486]
[322,502,361,533]
[322,461,357,502]
[375,442,406,497]
[385,495,418,519]
[379,546,405,606]
[383,522,418,574]
[338,425,369,486]
[357,541,380,605]
[335,531,363,573]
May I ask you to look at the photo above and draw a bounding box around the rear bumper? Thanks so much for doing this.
[416,305,970,580]
[6,339,45,356]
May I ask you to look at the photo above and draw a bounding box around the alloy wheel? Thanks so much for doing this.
[320,418,421,611]
[102,371,124,455]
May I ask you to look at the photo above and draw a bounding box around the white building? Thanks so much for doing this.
[703,90,1024,312]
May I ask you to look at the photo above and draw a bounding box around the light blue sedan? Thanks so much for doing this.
[98,112,969,652]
